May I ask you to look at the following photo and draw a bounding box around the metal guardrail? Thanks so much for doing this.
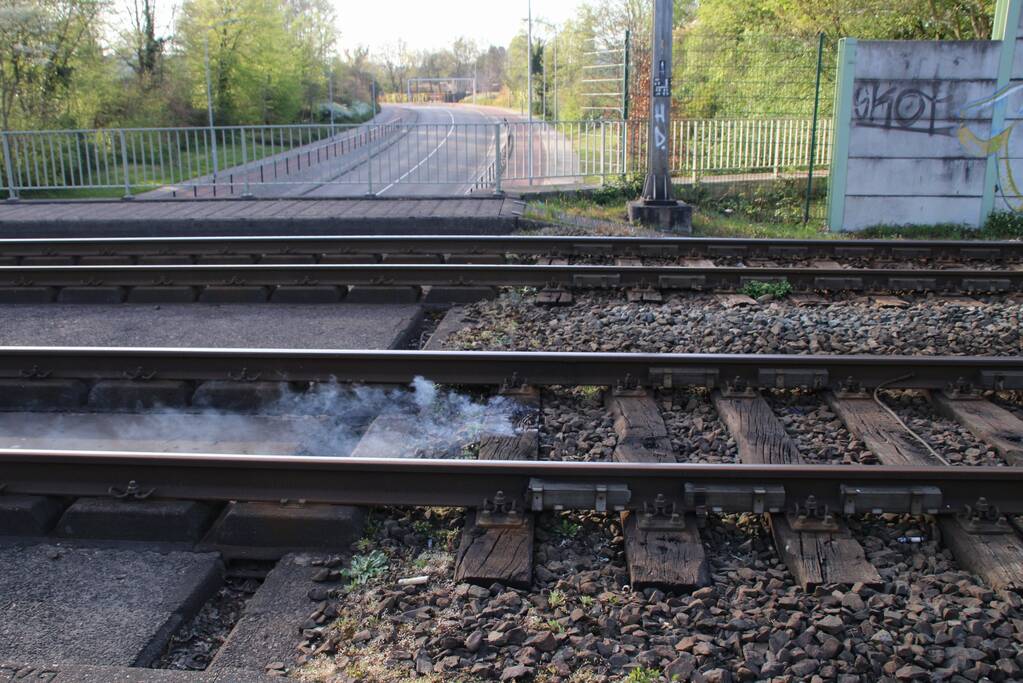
[1,118,831,198]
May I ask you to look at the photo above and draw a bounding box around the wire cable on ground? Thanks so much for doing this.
[872,374,951,466]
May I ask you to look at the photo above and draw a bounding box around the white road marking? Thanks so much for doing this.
[375,109,456,196]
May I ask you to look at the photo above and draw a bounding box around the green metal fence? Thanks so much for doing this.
[670,32,837,223]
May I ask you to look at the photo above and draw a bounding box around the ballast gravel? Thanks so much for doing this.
[879,391,1006,467]
[766,391,876,465]
[446,293,1021,356]
[540,388,617,462]
[657,390,737,464]
[295,509,1023,683]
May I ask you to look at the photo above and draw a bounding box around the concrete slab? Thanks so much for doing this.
[0,304,422,349]
[0,495,64,536]
[199,502,364,560]
[0,661,280,682]
[0,412,356,455]
[0,544,222,667]
[208,553,331,673]
[55,499,216,543]
[0,197,521,238]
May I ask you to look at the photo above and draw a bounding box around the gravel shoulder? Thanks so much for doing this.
[296,509,1023,683]
[446,293,1021,356]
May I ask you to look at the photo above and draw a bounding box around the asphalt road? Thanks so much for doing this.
[303,104,502,197]
[154,103,578,198]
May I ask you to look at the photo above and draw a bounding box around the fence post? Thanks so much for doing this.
[493,123,503,195]
[241,128,253,199]
[119,129,132,199]
[772,121,781,178]
[600,121,606,184]
[366,123,375,196]
[803,32,826,223]
[1,132,17,201]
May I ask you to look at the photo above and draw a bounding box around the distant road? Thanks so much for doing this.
[303,104,502,197]
[148,103,582,198]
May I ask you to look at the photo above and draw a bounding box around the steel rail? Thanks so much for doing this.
[1,450,1020,515]
[0,234,1019,260]
[0,263,1019,294]
[2,348,1021,390]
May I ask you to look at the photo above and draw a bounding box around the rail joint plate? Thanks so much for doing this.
[840,484,941,515]
[683,483,784,516]
[528,478,629,513]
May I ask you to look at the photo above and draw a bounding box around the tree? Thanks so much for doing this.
[0,0,104,129]
[121,0,166,83]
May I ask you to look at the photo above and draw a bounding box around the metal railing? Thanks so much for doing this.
[1,118,831,198]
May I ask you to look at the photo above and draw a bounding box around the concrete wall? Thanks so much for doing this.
[828,0,1023,230]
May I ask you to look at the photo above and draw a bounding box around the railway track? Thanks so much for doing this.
[2,347,1022,514]
[2,347,1021,389]
[0,234,1020,261]
[5,332,1023,677]
[0,263,1020,301]
[0,235,1020,301]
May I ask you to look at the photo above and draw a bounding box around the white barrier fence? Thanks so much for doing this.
[0,118,830,197]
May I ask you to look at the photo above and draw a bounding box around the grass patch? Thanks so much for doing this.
[17,187,152,199]
[524,175,1023,240]
[741,279,792,299]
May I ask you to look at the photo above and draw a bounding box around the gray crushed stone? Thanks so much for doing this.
[540,387,617,462]
[657,390,737,463]
[880,390,1007,467]
[767,391,876,465]
[298,509,1023,682]
[447,293,1021,356]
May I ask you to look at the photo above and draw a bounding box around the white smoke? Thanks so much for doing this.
[0,377,526,459]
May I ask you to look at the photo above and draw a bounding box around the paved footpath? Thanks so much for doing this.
[0,196,525,237]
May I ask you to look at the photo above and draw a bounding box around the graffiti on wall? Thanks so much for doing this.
[851,78,1023,211]
[852,80,954,136]
[956,81,1023,211]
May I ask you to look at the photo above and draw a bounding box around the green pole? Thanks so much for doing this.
[621,29,630,178]
[803,32,825,223]
[825,38,857,231]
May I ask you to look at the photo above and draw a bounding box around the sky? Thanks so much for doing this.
[147,0,588,56]
[334,0,587,54]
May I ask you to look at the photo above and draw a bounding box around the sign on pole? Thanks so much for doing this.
[627,0,691,232]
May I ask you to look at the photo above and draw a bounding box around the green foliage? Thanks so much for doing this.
[547,589,567,609]
[623,667,661,683]
[553,516,582,538]
[741,279,792,299]
[676,178,824,225]
[859,211,1023,241]
[545,618,565,634]
[344,550,389,587]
